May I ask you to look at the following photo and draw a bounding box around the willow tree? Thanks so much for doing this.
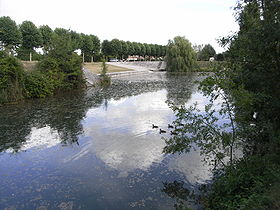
[166,36,197,72]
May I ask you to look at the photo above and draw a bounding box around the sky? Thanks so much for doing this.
[0,0,239,53]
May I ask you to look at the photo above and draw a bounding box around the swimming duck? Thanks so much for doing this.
[159,129,166,133]
[168,124,174,129]
[152,124,158,129]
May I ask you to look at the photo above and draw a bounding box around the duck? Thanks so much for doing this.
[170,130,178,135]
[159,129,166,134]
[152,124,158,129]
[168,124,174,129]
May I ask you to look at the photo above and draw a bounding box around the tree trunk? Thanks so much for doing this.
[29,52,32,62]
[82,53,85,63]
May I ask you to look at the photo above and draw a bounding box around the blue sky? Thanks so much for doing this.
[0,0,238,52]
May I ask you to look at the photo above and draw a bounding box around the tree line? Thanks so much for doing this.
[0,16,101,62]
[0,16,168,62]
[0,16,220,63]
[102,39,166,60]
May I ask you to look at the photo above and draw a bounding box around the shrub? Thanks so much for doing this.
[0,51,25,103]
[99,60,111,87]
[24,71,55,98]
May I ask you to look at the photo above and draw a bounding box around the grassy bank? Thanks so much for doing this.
[83,62,132,74]
[196,61,225,72]
[21,61,38,72]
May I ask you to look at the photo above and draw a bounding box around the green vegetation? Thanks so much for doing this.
[0,16,21,52]
[165,36,197,72]
[164,0,280,209]
[0,18,85,104]
[19,21,42,61]
[197,44,216,61]
[0,51,25,103]
[99,60,111,87]
[0,16,169,104]
[101,39,166,61]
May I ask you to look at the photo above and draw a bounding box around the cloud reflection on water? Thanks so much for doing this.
[68,90,171,177]
[6,126,61,153]
[66,89,212,185]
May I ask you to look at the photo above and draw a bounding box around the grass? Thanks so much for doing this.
[196,61,225,72]
[83,62,132,74]
[21,61,38,71]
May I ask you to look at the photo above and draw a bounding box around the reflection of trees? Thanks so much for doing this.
[0,78,166,153]
[0,74,202,153]
[162,180,203,210]
[0,89,98,152]
[162,180,191,210]
[165,73,197,106]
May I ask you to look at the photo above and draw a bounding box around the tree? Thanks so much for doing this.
[80,34,93,62]
[126,41,135,56]
[144,44,151,59]
[163,1,280,208]
[160,45,166,57]
[0,51,25,103]
[198,44,216,61]
[19,21,42,61]
[39,25,53,54]
[99,59,111,86]
[120,40,128,59]
[132,42,141,56]
[102,40,112,59]
[70,30,82,51]
[110,39,122,58]
[155,44,162,58]
[225,0,280,152]
[165,36,197,72]
[0,16,22,52]
[150,44,156,59]
[215,53,225,61]
[39,28,83,87]
[90,34,100,61]
[140,43,146,58]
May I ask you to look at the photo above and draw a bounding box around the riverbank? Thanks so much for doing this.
[83,62,133,74]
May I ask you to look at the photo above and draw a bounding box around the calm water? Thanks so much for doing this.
[0,72,212,210]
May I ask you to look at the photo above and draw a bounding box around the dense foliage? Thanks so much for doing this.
[0,16,21,51]
[197,44,216,61]
[0,51,25,103]
[38,29,84,89]
[163,0,280,209]
[101,38,166,60]
[99,60,111,87]
[165,36,197,72]
[0,23,85,104]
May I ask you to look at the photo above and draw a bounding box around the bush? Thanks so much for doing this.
[38,57,59,72]
[204,155,280,210]
[0,51,25,103]
[99,60,111,87]
[24,71,55,98]
[38,53,84,89]
[61,53,84,88]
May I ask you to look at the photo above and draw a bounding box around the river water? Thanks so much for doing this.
[0,72,213,210]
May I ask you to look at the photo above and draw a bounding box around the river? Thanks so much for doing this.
[0,72,212,210]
